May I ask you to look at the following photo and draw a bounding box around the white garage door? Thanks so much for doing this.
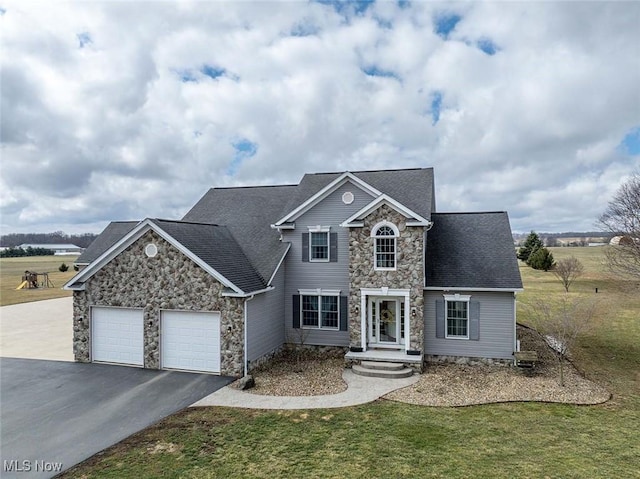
[92,307,144,366]
[161,311,221,373]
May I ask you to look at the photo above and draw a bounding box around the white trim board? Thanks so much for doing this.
[341,194,432,227]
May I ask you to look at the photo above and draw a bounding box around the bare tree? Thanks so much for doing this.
[526,295,598,386]
[598,172,640,279]
[553,256,584,292]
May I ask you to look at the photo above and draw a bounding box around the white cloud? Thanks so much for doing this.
[1,0,639,234]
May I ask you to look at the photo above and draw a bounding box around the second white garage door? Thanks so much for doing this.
[161,311,221,373]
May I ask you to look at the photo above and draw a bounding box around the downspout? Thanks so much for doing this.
[243,295,255,377]
[513,292,518,363]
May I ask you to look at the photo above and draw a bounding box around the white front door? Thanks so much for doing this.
[92,307,144,366]
[161,310,221,374]
[368,297,404,345]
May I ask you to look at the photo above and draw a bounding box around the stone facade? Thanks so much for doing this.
[425,355,513,367]
[72,230,245,376]
[348,205,425,351]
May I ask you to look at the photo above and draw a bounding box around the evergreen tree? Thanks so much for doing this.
[517,231,544,263]
[529,247,555,271]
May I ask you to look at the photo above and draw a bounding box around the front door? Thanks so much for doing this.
[368,297,404,345]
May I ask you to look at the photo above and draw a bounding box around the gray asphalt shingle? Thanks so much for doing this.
[425,212,523,289]
[75,221,138,264]
[151,219,265,293]
[279,168,435,221]
[78,169,506,294]
[182,184,296,284]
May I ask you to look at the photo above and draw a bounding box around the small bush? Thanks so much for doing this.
[59,263,69,272]
[529,247,555,271]
[73,265,79,271]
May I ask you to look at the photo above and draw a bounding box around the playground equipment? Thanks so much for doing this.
[15,271,54,290]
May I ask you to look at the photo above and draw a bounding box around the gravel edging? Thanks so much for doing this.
[237,326,610,406]
[385,325,611,407]
[383,362,611,407]
[239,357,348,397]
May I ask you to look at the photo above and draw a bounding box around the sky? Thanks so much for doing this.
[1,1,639,235]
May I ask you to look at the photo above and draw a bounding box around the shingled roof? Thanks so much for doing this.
[151,219,266,293]
[182,184,297,284]
[425,212,523,290]
[76,221,138,264]
[280,168,434,221]
[76,168,437,293]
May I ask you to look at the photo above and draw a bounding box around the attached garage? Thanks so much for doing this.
[161,311,221,374]
[92,307,144,366]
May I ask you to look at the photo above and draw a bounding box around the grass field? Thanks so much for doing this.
[56,247,640,478]
[0,256,77,306]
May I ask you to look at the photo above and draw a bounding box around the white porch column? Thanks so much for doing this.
[360,292,367,351]
[404,294,411,353]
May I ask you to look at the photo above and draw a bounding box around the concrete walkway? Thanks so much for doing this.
[191,368,420,409]
[0,297,73,361]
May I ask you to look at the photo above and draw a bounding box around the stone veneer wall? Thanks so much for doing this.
[348,205,425,351]
[72,230,245,376]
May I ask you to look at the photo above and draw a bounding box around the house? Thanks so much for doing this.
[64,168,523,376]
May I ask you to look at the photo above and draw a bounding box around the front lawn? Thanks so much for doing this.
[60,400,638,479]
[60,246,639,478]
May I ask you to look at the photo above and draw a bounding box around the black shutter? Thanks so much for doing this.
[339,295,348,331]
[330,233,338,262]
[293,295,300,328]
[435,299,445,338]
[469,300,480,340]
[302,234,309,262]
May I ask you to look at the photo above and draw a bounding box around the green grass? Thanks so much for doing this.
[60,247,640,479]
[0,256,77,306]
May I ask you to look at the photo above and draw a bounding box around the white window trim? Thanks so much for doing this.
[371,221,398,271]
[443,294,471,340]
[299,290,340,331]
[309,226,330,263]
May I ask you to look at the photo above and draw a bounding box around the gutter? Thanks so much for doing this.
[222,286,274,298]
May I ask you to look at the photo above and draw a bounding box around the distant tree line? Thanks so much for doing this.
[0,231,98,248]
[0,247,54,258]
[513,232,610,247]
[513,231,609,240]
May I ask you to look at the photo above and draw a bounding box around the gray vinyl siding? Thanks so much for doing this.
[283,181,374,346]
[246,263,285,362]
[424,291,516,360]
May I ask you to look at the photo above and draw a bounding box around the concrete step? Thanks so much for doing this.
[352,364,414,379]
[360,360,405,371]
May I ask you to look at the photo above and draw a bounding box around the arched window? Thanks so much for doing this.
[372,222,398,270]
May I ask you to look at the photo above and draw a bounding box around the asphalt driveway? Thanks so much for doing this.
[0,358,232,479]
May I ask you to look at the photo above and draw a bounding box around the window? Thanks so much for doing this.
[372,222,398,270]
[446,300,469,339]
[310,232,329,261]
[300,294,339,329]
[302,296,319,327]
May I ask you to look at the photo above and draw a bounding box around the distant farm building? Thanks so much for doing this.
[18,243,84,255]
[609,235,635,246]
